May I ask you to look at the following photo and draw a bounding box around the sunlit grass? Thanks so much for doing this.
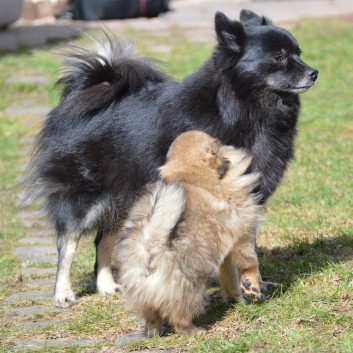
[0,16,352,353]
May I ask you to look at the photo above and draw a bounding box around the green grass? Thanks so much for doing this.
[1,16,352,353]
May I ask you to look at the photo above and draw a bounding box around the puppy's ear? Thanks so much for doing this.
[217,158,230,179]
[240,9,273,26]
[215,12,245,54]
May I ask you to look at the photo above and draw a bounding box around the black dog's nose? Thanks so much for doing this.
[308,68,318,82]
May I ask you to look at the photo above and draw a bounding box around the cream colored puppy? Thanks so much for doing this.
[115,131,263,337]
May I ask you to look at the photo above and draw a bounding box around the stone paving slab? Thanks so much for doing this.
[19,237,54,245]
[14,338,91,349]
[11,305,60,317]
[26,278,56,289]
[115,331,145,346]
[17,209,46,221]
[5,104,51,119]
[6,289,53,303]
[17,319,67,330]
[28,228,55,238]
[0,20,87,51]
[20,217,51,229]
[5,75,49,85]
[15,246,57,264]
[22,267,57,276]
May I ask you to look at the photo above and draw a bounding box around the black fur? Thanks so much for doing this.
[26,10,317,286]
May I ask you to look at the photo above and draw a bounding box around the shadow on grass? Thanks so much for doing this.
[198,233,353,328]
[258,232,353,288]
[75,233,352,328]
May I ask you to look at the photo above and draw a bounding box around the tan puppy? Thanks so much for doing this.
[115,131,263,337]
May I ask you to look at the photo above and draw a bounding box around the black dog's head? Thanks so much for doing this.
[214,10,318,95]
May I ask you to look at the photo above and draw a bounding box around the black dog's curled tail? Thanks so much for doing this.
[58,31,169,101]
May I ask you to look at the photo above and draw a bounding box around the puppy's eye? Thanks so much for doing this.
[274,55,286,63]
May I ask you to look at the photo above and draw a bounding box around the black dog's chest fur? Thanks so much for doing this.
[149,67,300,204]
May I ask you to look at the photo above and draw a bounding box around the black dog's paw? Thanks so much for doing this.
[54,292,78,308]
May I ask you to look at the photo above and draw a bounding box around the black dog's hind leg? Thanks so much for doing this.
[96,228,123,295]
[54,233,80,308]
[94,228,103,277]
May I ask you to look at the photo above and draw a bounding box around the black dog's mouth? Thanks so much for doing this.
[286,83,316,94]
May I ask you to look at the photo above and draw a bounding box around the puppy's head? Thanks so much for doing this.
[159,131,229,183]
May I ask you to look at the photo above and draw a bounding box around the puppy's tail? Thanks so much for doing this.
[141,181,187,245]
[58,31,169,101]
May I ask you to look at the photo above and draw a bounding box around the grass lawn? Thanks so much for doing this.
[0,16,352,353]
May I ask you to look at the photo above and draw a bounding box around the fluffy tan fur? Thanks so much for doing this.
[115,131,263,336]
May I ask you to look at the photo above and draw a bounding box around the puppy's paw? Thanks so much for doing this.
[224,293,246,304]
[241,278,264,302]
[259,280,279,292]
[54,290,78,308]
[146,326,163,338]
[174,324,207,335]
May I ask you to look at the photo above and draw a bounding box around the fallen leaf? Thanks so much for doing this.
[329,277,341,285]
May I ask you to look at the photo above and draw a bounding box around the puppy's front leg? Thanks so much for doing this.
[231,241,264,302]
[219,255,245,303]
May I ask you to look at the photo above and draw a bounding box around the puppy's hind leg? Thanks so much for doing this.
[144,308,163,338]
[170,305,206,335]
[55,234,80,308]
[96,229,123,295]
[219,255,245,304]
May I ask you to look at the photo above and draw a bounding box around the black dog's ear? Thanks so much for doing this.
[240,9,272,26]
[215,12,245,53]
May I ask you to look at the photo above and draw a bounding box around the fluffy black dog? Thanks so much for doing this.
[26,10,318,308]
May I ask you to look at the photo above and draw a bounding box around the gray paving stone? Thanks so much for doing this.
[17,209,46,221]
[26,278,55,289]
[6,75,49,85]
[30,228,55,238]
[17,319,67,330]
[19,237,54,245]
[149,44,172,53]
[6,290,53,303]
[115,331,145,346]
[5,104,51,118]
[11,305,59,317]
[15,246,57,264]
[22,267,57,276]
[14,338,91,349]
[20,217,51,229]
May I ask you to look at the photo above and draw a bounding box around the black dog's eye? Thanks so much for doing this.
[274,55,286,63]
[295,48,302,55]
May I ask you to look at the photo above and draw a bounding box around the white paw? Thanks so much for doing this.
[54,289,78,308]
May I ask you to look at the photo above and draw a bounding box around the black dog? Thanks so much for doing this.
[25,10,318,308]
